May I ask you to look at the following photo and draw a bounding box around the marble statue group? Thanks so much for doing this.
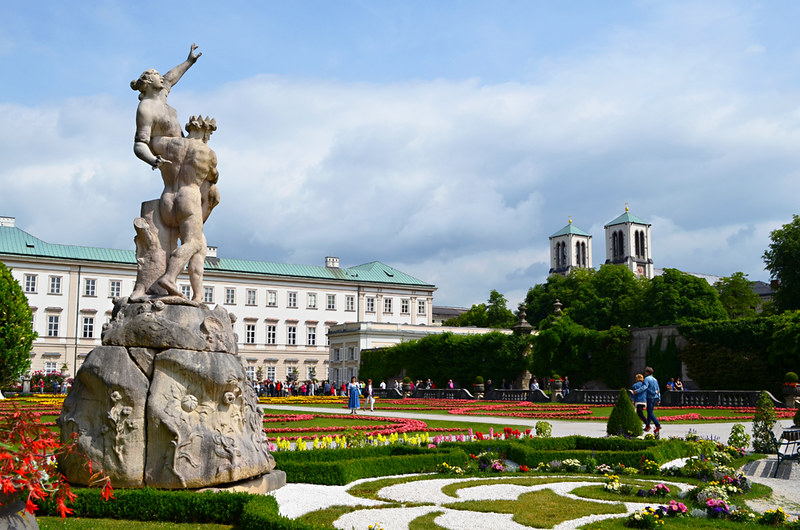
[57,45,283,493]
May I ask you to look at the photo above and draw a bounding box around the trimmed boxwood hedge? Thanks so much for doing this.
[276,446,468,485]
[439,436,691,469]
[36,488,325,529]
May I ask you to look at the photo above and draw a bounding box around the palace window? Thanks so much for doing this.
[287,326,297,345]
[418,299,426,315]
[326,294,336,310]
[49,276,61,295]
[267,290,277,306]
[82,316,94,339]
[288,292,297,308]
[180,284,192,298]
[225,287,236,305]
[245,323,256,344]
[84,278,96,297]
[109,280,121,298]
[383,297,392,313]
[266,325,276,345]
[246,289,257,306]
[204,286,214,304]
[24,274,37,293]
[307,326,316,346]
[47,315,59,337]
[401,299,409,314]
[307,293,317,309]
[345,295,355,311]
[365,297,375,313]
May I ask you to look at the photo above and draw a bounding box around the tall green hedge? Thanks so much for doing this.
[680,313,800,394]
[359,331,531,388]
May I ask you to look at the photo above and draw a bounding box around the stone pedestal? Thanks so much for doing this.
[58,298,280,491]
[550,380,563,402]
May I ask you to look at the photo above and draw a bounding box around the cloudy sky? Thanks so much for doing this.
[2,1,800,308]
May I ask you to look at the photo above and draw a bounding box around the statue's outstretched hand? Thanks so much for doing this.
[152,156,172,170]
[188,43,202,62]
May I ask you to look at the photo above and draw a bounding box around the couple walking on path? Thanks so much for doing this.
[347,377,376,414]
[633,366,661,432]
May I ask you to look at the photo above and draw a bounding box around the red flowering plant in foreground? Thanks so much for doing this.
[0,406,113,518]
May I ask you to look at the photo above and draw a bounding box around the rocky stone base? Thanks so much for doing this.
[58,299,279,491]
[198,470,287,495]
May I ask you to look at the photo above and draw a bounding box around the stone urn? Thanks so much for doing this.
[402,383,412,394]
[550,379,563,402]
[0,492,38,530]
[783,384,799,396]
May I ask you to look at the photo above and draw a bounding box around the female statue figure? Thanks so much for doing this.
[130,44,219,303]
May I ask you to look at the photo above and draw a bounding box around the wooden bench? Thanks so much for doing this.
[769,429,800,477]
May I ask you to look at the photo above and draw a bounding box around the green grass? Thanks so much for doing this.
[39,518,232,530]
[439,475,597,498]
[408,510,447,529]
[443,488,626,528]
[295,504,368,528]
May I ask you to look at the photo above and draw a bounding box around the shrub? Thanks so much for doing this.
[535,421,552,438]
[727,423,751,451]
[403,376,411,384]
[607,388,643,437]
[751,390,777,453]
[785,371,799,383]
[474,375,484,384]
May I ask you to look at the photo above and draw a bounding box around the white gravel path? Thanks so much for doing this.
[271,483,386,518]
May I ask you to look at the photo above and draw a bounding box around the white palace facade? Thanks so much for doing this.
[0,216,435,382]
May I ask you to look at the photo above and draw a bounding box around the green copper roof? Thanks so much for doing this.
[605,211,650,227]
[550,223,591,238]
[0,225,434,287]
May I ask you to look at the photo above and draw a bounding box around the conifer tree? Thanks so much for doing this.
[606,388,643,437]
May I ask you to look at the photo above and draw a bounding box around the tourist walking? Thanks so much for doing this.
[643,366,661,433]
[632,374,647,424]
[365,379,375,411]
[347,376,361,414]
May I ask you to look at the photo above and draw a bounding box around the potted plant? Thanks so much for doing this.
[783,372,799,396]
[473,376,485,393]
[402,376,412,393]
[550,373,563,392]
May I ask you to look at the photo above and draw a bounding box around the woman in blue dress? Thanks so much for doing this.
[347,376,361,414]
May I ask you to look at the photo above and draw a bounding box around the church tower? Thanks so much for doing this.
[604,206,653,278]
[549,219,592,276]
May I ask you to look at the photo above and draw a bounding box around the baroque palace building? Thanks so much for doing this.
[0,216,435,382]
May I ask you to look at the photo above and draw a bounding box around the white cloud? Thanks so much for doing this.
[2,2,800,308]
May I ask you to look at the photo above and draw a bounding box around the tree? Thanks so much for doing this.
[637,268,727,326]
[715,272,760,319]
[606,388,643,437]
[751,390,776,453]
[0,262,36,392]
[445,290,516,329]
[485,290,516,328]
[763,214,800,312]
[525,265,642,330]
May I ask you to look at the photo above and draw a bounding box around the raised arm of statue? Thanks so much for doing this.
[163,43,202,90]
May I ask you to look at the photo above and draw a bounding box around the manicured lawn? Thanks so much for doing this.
[39,518,232,529]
